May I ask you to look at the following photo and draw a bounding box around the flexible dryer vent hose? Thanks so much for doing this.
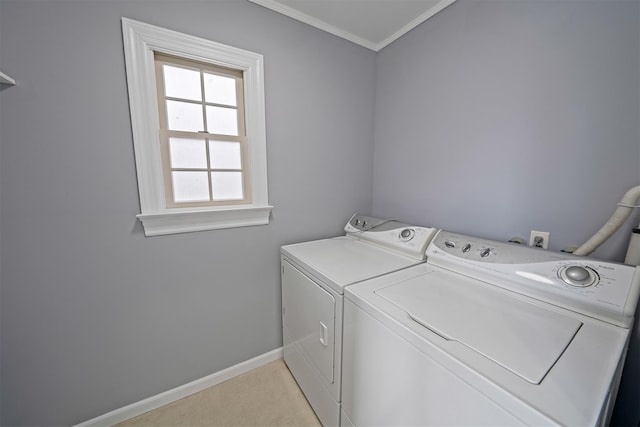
[625,227,640,265]
[574,185,640,257]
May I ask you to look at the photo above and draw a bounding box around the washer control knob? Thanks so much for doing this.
[559,265,597,287]
[566,266,589,282]
[399,228,414,241]
[444,241,456,248]
[462,244,471,253]
[480,248,491,257]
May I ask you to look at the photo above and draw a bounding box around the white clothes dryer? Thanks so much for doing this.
[342,230,640,426]
[281,214,437,426]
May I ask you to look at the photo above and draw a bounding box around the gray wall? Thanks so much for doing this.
[373,0,640,262]
[371,1,640,425]
[0,1,375,425]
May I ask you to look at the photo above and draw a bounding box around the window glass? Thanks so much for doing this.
[169,138,207,169]
[205,106,238,136]
[166,100,204,132]
[172,171,210,202]
[163,65,202,101]
[211,171,244,200]
[204,73,237,106]
[209,141,242,169]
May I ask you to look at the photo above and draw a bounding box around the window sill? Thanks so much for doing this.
[137,205,273,236]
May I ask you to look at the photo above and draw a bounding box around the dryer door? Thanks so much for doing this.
[282,260,336,383]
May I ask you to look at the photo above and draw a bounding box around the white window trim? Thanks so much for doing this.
[122,18,272,236]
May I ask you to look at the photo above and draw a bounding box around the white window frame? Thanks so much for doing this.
[122,18,272,236]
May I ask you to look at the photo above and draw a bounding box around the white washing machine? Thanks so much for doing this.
[281,214,437,426]
[342,230,640,426]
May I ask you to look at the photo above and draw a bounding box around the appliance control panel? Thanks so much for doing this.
[427,230,640,328]
[345,214,437,260]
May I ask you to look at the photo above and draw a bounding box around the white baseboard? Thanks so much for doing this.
[74,347,284,427]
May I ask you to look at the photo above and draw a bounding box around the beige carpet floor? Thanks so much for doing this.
[115,359,321,427]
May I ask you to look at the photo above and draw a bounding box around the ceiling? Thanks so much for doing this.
[247,0,457,51]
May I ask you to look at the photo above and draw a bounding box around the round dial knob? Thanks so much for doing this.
[399,228,414,241]
[559,265,597,287]
[566,266,590,282]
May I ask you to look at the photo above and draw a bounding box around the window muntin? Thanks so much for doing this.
[155,54,250,207]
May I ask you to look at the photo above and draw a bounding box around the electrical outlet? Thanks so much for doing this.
[529,230,550,249]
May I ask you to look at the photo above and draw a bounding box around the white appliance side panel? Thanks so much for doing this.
[282,260,336,384]
[376,271,582,384]
[342,299,526,426]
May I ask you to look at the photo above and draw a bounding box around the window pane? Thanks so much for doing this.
[206,106,238,136]
[209,141,242,170]
[169,138,207,169]
[166,100,204,132]
[211,172,243,201]
[204,73,237,106]
[163,65,202,101]
[172,171,210,202]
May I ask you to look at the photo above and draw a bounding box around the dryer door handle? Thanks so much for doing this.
[319,321,329,347]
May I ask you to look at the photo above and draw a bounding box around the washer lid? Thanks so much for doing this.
[282,237,423,294]
[376,271,582,384]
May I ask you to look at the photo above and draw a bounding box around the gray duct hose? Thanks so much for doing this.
[574,185,640,256]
